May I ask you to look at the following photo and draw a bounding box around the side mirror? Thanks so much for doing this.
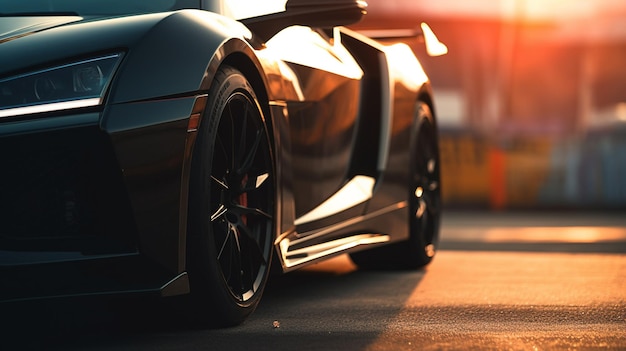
[241,0,367,43]
[421,23,448,57]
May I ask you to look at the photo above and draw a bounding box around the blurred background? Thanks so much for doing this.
[352,0,626,211]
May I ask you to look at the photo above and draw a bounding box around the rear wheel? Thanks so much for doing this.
[407,102,441,267]
[350,101,441,269]
[186,66,275,326]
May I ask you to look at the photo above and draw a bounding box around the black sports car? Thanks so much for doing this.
[0,0,444,326]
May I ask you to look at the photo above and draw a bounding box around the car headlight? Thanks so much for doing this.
[0,53,123,119]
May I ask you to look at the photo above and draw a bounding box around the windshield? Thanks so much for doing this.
[0,0,200,16]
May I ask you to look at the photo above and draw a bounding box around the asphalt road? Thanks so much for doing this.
[4,211,626,350]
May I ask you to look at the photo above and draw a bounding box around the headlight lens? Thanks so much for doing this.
[0,53,123,118]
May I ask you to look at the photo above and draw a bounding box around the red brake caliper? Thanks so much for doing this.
[238,174,248,225]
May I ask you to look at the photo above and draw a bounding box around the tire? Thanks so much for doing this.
[186,66,275,326]
[350,101,441,269]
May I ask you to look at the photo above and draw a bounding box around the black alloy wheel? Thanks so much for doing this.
[408,102,441,267]
[187,66,275,326]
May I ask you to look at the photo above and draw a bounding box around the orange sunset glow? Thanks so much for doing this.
[352,0,626,210]
[360,0,626,20]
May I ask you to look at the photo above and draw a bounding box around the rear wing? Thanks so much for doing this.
[357,23,448,56]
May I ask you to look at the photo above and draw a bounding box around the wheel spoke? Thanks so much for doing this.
[254,172,269,189]
[215,221,232,261]
[415,181,439,218]
[237,130,263,176]
[211,175,229,191]
[421,191,438,217]
[427,158,436,174]
[226,224,245,298]
[416,198,427,218]
[238,172,270,193]
[211,204,228,222]
[232,204,272,220]
[238,223,268,266]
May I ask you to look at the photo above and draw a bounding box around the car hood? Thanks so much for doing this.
[0,16,83,43]
[0,10,253,104]
[0,13,169,78]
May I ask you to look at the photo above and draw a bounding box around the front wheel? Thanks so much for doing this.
[350,101,441,269]
[186,66,275,326]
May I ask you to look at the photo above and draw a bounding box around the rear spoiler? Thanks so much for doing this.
[357,23,448,56]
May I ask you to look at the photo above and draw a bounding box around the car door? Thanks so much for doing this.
[264,26,365,233]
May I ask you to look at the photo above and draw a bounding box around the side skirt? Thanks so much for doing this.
[276,201,407,271]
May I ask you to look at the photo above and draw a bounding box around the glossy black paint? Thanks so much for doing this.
[0,0,438,302]
[242,0,366,42]
[283,59,361,216]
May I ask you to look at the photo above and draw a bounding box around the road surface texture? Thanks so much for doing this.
[4,211,626,350]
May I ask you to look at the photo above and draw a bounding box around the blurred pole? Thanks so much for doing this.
[489,0,524,210]
[496,0,519,130]
[577,41,593,135]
